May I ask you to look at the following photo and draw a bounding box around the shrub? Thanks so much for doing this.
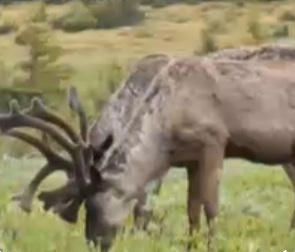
[269,23,289,38]
[140,0,194,7]
[52,0,142,32]
[14,23,74,104]
[0,61,11,88]
[89,0,142,29]
[0,19,16,35]
[145,0,170,8]
[85,61,126,115]
[205,13,227,34]
[52,0,96,32]
[279,9,295,22]
[28,1,48,23]
[195,28,218,55]
[247,8,267,44]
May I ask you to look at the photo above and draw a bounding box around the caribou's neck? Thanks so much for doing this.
[99,59,175,198]
[103,110,171,199]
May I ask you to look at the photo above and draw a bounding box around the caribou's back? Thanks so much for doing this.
[163,57,295,165]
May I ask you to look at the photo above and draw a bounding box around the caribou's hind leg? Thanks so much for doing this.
[199,143,224,252]
[282,163,295,229]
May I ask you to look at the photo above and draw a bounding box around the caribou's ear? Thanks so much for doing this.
[92,134,114,162]
[37,181,83,223]
[101,134,113,151]
[89,165,104,189]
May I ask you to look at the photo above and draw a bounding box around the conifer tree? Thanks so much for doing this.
[12,9,75,154]
[14,22,74,98]
[13,3,74,104]
[29,1,48,23]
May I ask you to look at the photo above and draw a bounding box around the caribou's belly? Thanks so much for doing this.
[228,121,295,164]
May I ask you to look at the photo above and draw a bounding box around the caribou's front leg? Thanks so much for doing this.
[186,164,202,251]
[153,178,163,195]
[282,163,295,229]
[133,190,151,230]
[199,143,224,252]
[133,178,164,230]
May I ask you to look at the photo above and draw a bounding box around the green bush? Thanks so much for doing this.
[0,19,16,35]
[141,0,171,8]
[279,9,295,22]
[195,28,218,55]
[52,0,142,32]
[247,9,268,44]
[89,0,142,29]
[269,23,289,38]
[28,1,48,23]
[52,0,96,32]
[85,61,126,116]
[140,0,198,7]
[13,22,74,107]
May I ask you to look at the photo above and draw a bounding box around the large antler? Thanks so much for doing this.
[8,129,74,212]
[68,86,88,143]
[0,87,90,222]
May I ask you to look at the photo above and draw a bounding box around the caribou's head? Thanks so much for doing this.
[0,54,172,250]
[83,167,134,251]
[0,87,127,251]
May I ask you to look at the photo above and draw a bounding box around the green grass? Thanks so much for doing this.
[0,157,295,252]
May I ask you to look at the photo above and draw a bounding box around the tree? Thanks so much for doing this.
[10,21,76,156]
[13,22,74,103]
[28,1,48,23]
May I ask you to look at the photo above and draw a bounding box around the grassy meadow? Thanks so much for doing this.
[1,0,295,251]
[0,158,295,252]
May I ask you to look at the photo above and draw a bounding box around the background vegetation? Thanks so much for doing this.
[1,0,295,251]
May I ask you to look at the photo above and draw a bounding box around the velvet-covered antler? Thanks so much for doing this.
[0,87,91,222]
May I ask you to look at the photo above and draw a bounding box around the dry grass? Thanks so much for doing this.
[0,1,294,121]
[0,1,294,109]
[0,1,294,63]
[1,0,294,157]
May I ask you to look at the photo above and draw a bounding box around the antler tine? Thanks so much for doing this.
[0,99,77,156]
[28,95,90,187]
[12,164,56,212]
[67,86,91,188]
[24,97,84,145]
[13,98,89,185]
[6,129,74,212]
[37,181,83,223]
[9,99,21,114]
[72,144,89,189]
[7,129,72,169]
[68,86,88,143]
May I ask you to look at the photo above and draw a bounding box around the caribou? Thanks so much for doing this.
[82,55,295,250]
[1,45,295,251]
